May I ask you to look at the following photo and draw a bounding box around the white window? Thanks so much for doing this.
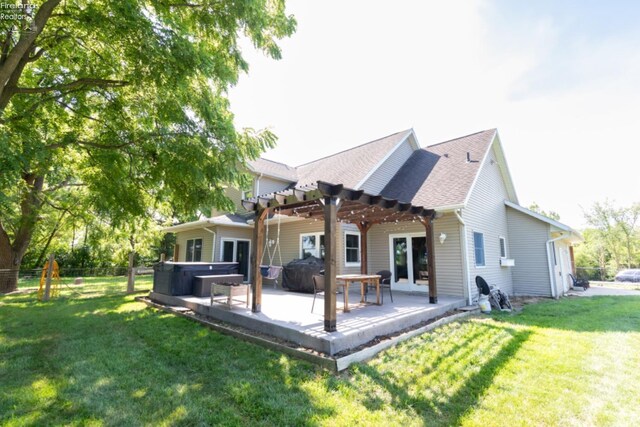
[300,233,325,259]
[344,232,361,266]
[473,232,485,267]
[186,238,203,262]
[499,236,507,259]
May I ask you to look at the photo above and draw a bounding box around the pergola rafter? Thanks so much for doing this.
[242,181,438,332]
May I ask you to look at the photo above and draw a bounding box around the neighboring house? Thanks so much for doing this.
[164,129,582,302]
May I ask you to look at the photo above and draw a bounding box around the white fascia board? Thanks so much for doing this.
[432,204,466,213]
[354,129,415,190]
[504,200,583,241]
[491,131,519,204]
[162,219,213,233]
[462,129,498,207]
[163,217,252,233]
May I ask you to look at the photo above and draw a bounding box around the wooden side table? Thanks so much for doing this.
[210,283,250,308]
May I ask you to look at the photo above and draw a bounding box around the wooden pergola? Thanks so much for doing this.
[242,181,437,332]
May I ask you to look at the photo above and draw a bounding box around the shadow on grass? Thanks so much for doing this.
[347,321,532,426]
[0,289,330,426]
[495,295,640,333]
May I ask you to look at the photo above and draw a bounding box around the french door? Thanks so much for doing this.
[221,239,251,282]
[389,233,429,292]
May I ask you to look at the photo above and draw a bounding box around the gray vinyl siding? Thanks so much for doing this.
[463,142,514,296]
[271,220,356,275]
[366,214,465,297]
[360,138,415,195]
[257,176,291,196]
[174,228,215,263]
[507,208,552,296]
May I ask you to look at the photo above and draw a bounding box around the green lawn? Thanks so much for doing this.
[1,279,639,426]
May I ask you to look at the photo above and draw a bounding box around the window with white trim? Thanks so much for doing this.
[473,232,485,267]
[344,232,361,266]
[499,236,507,258]
[300,233,325,259]
[186,238,203,262]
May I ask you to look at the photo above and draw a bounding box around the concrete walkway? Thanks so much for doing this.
[567,286,640,297]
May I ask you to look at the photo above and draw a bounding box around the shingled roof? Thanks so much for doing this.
[248,158,298,182]
[381,129,497,209]
[295,129,413,188]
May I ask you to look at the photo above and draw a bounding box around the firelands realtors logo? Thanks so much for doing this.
[0,2,35,21]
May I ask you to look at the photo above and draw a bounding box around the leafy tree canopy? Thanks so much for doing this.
[0,0,296,292]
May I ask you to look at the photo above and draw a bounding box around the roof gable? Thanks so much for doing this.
[295,129,413,188]
[381,129,497,209]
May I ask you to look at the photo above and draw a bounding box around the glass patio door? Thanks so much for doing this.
[221,239,251,282]
[389,233,429,292]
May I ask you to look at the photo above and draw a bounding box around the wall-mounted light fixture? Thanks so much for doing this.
[439,233,447,244]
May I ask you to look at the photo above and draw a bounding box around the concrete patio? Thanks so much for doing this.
[149,286,466,355]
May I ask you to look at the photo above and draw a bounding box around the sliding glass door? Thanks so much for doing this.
[389,233,429,292]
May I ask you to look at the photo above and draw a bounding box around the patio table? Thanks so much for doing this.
[335,274,382,311]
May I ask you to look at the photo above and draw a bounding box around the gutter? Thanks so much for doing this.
[203,228,216,262]
[546,232,569,298]
[454,209,473,305]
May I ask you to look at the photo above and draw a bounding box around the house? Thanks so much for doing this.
[164,128,582,309]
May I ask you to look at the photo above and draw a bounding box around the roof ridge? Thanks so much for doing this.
[425,128,496,149]
[295,129,412,168]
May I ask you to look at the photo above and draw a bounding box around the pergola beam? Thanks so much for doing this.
[243,180,439,330]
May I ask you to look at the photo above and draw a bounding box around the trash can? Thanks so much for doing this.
[478,295,491,313]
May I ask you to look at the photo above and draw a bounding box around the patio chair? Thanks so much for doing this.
[376,270,393,303]
[311,274,345,313]
[569,274,590,290]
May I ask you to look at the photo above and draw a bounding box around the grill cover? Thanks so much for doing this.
[282,256,324,293]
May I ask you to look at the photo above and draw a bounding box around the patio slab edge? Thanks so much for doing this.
[136,296,337,371]
[334,310,476,371]
[137,295,478,372]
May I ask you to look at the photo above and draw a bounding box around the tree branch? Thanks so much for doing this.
[0,0,62,106]
[15,77,129,94]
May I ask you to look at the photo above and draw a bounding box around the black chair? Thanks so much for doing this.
[311,275,345,313]
[375,270,393,303]
[569,274,590,290]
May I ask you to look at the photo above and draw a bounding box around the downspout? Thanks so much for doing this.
[546,233,568,298]
[203,228,216,262]
[455,209,473,305]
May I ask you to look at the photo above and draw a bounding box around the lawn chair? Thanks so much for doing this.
[364,270,393,303]
[475,276,512,312]
[569,274,590,290]
[311,275,346,313]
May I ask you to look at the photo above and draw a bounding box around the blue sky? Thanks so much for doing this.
[228,1,640,228]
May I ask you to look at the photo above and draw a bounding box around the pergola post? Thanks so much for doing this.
[251,208,268,313]
[422,216,438,304]
[323,196,338,332]
[356,221,372,275]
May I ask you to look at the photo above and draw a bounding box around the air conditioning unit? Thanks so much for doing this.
[500,258,515,267]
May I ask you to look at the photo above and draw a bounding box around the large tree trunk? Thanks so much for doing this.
[0,173,45,293]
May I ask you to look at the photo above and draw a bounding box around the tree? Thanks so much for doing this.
[578,200,640,276]
[528,202,560,221]
[0,1,296,292]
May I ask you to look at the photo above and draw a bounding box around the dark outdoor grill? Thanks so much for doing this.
[282,256,324,293]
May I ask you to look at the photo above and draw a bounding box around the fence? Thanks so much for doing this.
[18,266,155,280]
[575,267,618,282]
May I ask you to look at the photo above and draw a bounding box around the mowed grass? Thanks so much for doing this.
[1,279,640,426]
